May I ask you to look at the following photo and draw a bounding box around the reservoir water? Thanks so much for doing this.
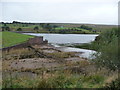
[24,33,98,59]
[24,33,98,44]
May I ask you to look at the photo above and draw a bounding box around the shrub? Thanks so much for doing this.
[17,28,22,31]
[93,28,119,70]
[34,26,39,30]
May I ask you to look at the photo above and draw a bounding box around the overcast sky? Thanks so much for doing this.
[0,0,119,25]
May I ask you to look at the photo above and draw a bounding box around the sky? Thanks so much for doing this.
[0,0,119,25]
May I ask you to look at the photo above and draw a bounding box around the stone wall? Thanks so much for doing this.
[2,42,28,51]
[28,36,44,45]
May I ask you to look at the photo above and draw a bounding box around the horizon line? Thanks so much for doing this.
[0,21,118,25]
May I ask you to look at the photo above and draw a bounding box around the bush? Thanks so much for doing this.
[34,26,39,30]
[93,28,119,70]
[17,28,22,31]
[80,25,92,30]
[2,26,10,31]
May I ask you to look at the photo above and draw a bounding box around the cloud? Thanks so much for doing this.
[1,0,119,3]
[1,0,118,25]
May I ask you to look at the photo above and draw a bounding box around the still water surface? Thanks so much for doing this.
[24,33,98,44]
[24,33,98,59]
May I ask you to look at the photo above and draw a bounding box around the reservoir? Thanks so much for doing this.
[24,33,98,59]
[24,33,98,44]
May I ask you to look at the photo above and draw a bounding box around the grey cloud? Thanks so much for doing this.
[1,1,118,25]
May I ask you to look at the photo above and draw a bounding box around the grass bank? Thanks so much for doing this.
[72,41,100,51]
[1,31,34,48]
[3,65,119,88]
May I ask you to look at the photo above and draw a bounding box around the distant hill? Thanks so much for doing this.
[0,21,117,33]
[49,23,117,32]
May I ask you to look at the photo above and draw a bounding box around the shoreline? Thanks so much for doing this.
[23,32,99,35]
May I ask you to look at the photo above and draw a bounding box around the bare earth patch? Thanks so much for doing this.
[10,58,61,70]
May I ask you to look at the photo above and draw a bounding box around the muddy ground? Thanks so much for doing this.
[2,45,87,78]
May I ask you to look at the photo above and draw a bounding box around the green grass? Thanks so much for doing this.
[3,68,118,88]
[73,42,99,51]
[1,23,105,34]
[1,31,34,48]
[2,71,106,88]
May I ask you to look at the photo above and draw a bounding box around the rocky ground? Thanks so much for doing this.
[2,44,87,78]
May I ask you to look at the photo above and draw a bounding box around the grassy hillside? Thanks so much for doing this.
[1,31,34,48]
[0,22,117,34]
[50,23,117,32]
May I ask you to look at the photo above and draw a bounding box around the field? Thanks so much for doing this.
[51,23,117,31]
[1,31,34,48]
[0,22,117,34]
